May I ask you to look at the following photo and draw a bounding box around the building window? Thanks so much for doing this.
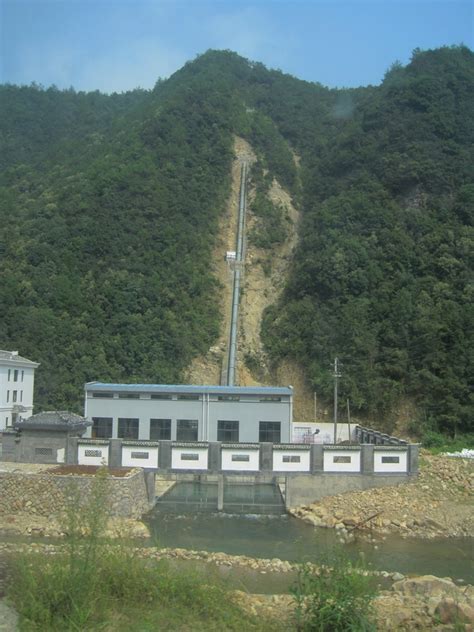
[381,456,400,464]
[217,395,240,402]
[177,394,199,401]
[92,417,113,439]
[282,455,301,463]
[118,418,139,439]
[333,456,351,464]
[21,370,24,382]
[92,392,114,398]
[8,369,10,381]
[180,453,199,461]
[35,447,53,457]
[217,420,239,442]
[118,393,140,399]
[6,391,9,403]
[150,419,171,440]
[176,419,198,441]
[151,393,172,400]
[259,396,281,402]
[231,454,250,462]
[13,370,18,382]
[84,449,102,458]
[20,390,23,402]
[259,422,281,443]
[12,391,17,403]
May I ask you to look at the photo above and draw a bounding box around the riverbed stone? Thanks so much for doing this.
[435,598,474,624]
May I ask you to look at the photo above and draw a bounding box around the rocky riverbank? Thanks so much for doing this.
[1,541,472,630]
[233,575,474,631]
[289,452,473,539]
[0,513,150,539]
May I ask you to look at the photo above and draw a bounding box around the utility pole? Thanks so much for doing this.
[346,398,351,443]
[333,357,341,444]
[313,392,317,422]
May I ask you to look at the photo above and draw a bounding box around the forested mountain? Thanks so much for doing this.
[1,46,472,436]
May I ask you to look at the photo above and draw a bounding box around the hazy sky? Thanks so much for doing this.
[1,0,472,93]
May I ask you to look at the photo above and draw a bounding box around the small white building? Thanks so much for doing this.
[0,350,39,430]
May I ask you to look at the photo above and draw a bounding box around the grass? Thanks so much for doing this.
[8,546,281,631]
[422,431,474,455]
[290,555,378,632]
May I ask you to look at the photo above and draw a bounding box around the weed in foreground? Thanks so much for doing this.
[290,554,377,632]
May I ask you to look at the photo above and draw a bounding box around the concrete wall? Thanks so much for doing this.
[1,430,68,464]
[171,446,209,470]
[0,468,151,519]
[70,439,418,478]
[221,447,260,471]
[286,473,414,507]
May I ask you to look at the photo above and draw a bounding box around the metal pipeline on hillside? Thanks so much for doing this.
[226,162,247,386]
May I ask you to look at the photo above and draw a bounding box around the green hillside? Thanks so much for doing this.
[1,47,472,436]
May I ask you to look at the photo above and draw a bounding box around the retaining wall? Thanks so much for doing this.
[0,468,151,519]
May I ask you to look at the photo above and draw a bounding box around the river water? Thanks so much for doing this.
[146,511,474,585]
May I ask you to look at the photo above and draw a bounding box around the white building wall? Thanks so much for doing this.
[78,443,109,466]
[273,450,310,472]
[323,449,361,472]
[374,450,407,473]
[221,448,260,471]
[121,445,159,468]
[171,447,208,470]
[0,355,37,430]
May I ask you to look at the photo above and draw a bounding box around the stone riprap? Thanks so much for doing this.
[0,465,151,521]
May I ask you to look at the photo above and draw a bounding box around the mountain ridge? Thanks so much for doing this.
[0,46,472,436]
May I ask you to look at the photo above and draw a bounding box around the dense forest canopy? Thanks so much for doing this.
[0,46,472,435]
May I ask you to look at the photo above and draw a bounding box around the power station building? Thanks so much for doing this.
[84,383,293,444]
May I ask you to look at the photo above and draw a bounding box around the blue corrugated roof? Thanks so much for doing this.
[85,382,293,395]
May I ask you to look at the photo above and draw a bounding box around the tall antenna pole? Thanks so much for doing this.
[333,357,341,444]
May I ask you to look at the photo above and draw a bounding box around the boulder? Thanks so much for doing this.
[435,598,474,624]
[392,575,460,599]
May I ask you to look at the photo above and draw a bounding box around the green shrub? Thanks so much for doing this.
[291,556,377,632]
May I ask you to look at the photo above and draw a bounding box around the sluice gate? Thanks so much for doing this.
[156,480,285,515]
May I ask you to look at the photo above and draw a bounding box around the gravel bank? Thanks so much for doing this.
[289,452,473,539]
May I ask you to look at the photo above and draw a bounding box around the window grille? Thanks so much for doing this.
[259,422,281,443]
[231,454,250,462]
[181,453,199,461]
[381,456,400,464]
[217,420,239,442]
[282,455,301,463]
[130,451,149,459]
[84,449,102,458]
[35,447,53,457]
[150,419,171,440]
[333,456,351,463]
